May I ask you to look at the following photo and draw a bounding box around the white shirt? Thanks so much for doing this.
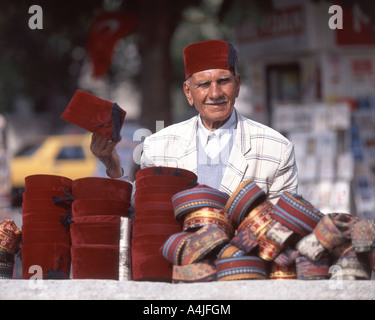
[197,109,237,159]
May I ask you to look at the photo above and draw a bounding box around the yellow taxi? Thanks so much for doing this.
[11,134,97,202]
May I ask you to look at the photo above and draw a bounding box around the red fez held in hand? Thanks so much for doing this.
[183,40,238,80]
[61,89,126,142]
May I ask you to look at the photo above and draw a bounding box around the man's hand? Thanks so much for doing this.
[90,133,123,178]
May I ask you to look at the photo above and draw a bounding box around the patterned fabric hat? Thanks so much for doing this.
[331,241,372,280]
[274,248,299,267]
[351,219,375,252]
[61,89,126,142]
[264,220,296,248]
[296,233,326,261]
[257,233,284,261]
[181,225,229,266]
[217,243,246,259]
[160,232,193,265]
[0,219,22,255]
[215,256,267,281]
[269,262,297,280]
[314,213,358,251]
[172,185,230,222]
[230,228,259,255]
[172,261,217,283]
[295,254,330,280]
[225,180,267,228]
[273,192,324,236]
[182,207,234,238]
[237,199,273,237]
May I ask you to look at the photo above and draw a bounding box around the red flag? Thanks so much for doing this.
[86,11,137,78]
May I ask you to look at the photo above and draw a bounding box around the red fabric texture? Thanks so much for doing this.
[71,244,119,280]
[21,243,71,279]
[183,40,235,79]
[61,89,126,141]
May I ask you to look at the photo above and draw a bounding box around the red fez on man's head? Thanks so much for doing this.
[183,40,239,80]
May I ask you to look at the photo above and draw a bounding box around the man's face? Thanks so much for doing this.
[183,69,241,129]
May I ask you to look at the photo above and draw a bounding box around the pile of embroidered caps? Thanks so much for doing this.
[161,178,375,282]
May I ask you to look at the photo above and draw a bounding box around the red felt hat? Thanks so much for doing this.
[72,199,131,218]
[70,215,121,245]
[71,244,119,280]
[135,166,198,183]
[131,252,172,281]
[61,89,126,142]
[22,243,71,279]
[134,195,174,208]
[24,174,72,191]
[183,40,239,80]
[21,226,71,245]
[72,177,132,201]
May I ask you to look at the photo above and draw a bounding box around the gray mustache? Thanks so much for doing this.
[205,100,228,105]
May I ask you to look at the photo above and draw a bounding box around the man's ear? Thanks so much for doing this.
[235,74,241,98]
[183,81,194,106]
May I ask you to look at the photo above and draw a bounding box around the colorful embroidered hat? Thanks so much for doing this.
[160,231,193,265]
[295,233,326,261]
[183,40,239,80]
[272,192,324,236]
[269,262,297,280]
[180,225,229,266]
[215,256,267,281]
[182,207,234,238]
[225,180,267,228]
[295,254,330,280]
[351,219,375,253]
[172,185,230,222]
[217,244,246,259]
[314,213,358,251]
[172,261,217,283]
[0,219,22,255]
[61,89,126,141]
[230,228,259,255]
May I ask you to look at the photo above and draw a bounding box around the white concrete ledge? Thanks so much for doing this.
[1,279,374,300]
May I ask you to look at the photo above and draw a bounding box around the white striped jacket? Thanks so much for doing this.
[140,109,298,204]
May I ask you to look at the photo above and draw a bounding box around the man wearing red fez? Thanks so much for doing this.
[91,40,298,204]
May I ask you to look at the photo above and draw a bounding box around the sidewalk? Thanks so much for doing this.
[1,279,374,300]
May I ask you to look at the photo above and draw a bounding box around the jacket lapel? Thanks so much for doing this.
[220,110,251,195]
[176,116,198,174]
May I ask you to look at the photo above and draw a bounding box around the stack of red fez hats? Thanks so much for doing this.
[132,166,198,281]
[21,174,73,279]
[0,219,21,279]
[70,177,132,280]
